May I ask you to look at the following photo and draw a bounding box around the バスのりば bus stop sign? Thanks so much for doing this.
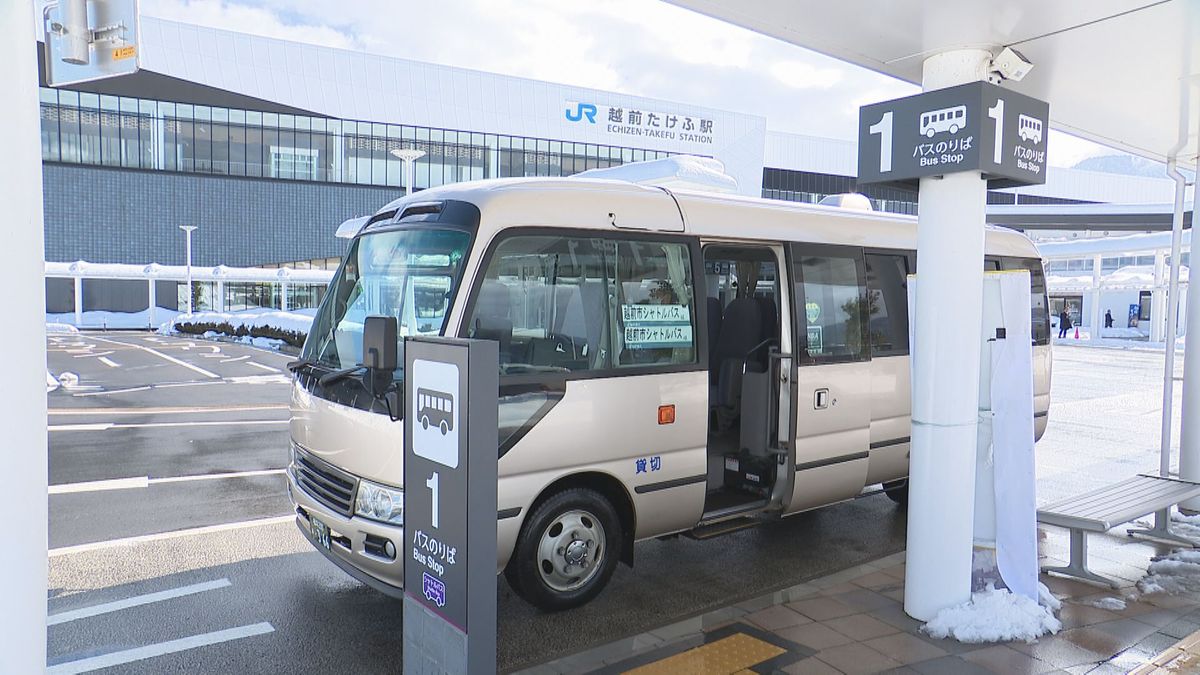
[857,81,1049,188]
[403,337,498,674]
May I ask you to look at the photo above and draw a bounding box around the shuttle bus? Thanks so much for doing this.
[287,177,1052,611]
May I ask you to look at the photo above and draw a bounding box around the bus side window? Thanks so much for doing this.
[613,240,698,367]
[864,252,910,356]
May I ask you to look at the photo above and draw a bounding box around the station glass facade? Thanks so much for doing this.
[37,88,670,191]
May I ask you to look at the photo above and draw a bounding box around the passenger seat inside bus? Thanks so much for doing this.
[711,297,763,429]
[471,280,514,364]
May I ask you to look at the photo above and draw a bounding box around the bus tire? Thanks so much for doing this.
[504,487,622,612]
[883,479,908,507]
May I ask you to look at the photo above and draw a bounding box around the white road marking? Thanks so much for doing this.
[47,578,231,626]
[49,476,147,494]
[49,516,294,557]
[151,468,287,484]
[48,423,113,432]
[88,335,219,379]
[74,350,113,358]
[97,357,119,368]
[152,381,223,390]
[227,374,291,385]
[49,420,287,431]
[46,469,287,495]
[247,361,282,373]
[49,404,289,416]
[46,622,275,674]
[72,386,151,397]
[220,355,250,363]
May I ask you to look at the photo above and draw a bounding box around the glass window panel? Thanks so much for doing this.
[864,253,910,356]
[229,123,246,176]
[211,120,229,174]
[245,125,263,177]
[796,249,867,363]
[613,240,696,366]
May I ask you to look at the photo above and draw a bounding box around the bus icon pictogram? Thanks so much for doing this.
[919,105,967,137]
[417,388,454,435]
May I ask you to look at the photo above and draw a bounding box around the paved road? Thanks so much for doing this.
[47,335,1173,673]
[46,331,912,673]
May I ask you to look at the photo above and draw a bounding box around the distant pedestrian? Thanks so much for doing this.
[1058,309,1073,339]
[1105,309,1114,329]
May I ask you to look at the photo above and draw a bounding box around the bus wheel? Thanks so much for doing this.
[505,487,621,612]
[421,417,429,430]
[883,479,908,507]
[439,420,449,435]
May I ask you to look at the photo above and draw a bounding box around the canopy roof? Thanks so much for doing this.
[668,1,1199,168]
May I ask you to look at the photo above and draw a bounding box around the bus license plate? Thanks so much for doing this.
[311,517,331,551]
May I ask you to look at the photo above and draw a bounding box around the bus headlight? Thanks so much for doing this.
[354,480,404,526]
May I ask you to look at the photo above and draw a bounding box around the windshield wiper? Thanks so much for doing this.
[286,358,318,373]
[318,365,367,387]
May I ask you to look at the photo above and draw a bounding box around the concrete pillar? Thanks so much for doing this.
[904,48,990,622]
[216,280,225,313]
[280,281,289,312]
[0,0,49,669]
[1153,252,1167,342]
[1090,254,1103,336]
[148,278,157,328]
[74,276,83,327]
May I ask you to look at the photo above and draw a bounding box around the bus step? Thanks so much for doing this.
[686,516,760,540]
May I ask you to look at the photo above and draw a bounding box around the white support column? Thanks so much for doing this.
[216,280,225,313]
[904,48,990,622]
[1179,174,1200,510]
[1090,254,1103,336]
[148,278,157,328]
[0,0,49,670]
[280,281,289,312]
[74,276,83,327]
[1153,252,1167,343]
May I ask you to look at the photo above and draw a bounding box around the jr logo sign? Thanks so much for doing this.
[565,102,597,123]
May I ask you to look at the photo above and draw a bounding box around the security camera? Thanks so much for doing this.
[990,46,1034,82]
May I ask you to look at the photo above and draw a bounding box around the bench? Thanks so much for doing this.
[1038,474,1200,588]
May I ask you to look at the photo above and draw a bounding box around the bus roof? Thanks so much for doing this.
[370,177,1040,259]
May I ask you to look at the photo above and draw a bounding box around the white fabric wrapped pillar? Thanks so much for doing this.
[991,271,1038,601]
[1090,254,1103,336]
[0,0,49,670]
[148,278,157,328]
[74,276,83,326]
[1179,179,1200,510]
[904,49,990,622]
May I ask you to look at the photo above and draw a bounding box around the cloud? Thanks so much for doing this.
[132,0,963,141]
[769,60,843,90]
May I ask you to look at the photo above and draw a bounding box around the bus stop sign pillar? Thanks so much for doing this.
[403,337,498,674]
[906,49,991,621]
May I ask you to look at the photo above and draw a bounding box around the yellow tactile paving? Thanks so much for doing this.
[623,632,785,675]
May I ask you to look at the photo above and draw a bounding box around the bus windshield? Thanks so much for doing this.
[303,227,472,372]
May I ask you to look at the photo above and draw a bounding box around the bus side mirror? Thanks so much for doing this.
[363,316,398,371]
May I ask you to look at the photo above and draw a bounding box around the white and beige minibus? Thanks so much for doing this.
[287,177,1052,611]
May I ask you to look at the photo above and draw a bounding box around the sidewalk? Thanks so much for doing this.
[521,525,1200,674]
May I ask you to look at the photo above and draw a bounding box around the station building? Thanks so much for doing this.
[36,16,1182,320]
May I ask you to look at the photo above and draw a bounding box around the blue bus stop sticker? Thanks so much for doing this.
[422,572,447,608]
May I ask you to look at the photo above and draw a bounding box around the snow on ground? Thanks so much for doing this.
[1087,597,1128,611]
[47,309,181,329]
[171,309,315,335]
[1138,550,1200,595]
[46,371,59,393]
[922,585,1061,643]
[46,323,78,334]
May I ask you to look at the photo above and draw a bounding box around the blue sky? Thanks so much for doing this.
[137,0,1117,167]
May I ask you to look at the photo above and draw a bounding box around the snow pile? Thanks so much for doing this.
[1137,550,1200,595]
[56,372,80,389]
[46,322,79,334]
[1169,510,1200,542]
[47,309,181,329]
[1087,597,1127,611]
[923,585,1061,644]
[46,371,59,393]
[170,309,316,349]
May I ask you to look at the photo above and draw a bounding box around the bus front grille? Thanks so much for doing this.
[292,445,358,517]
